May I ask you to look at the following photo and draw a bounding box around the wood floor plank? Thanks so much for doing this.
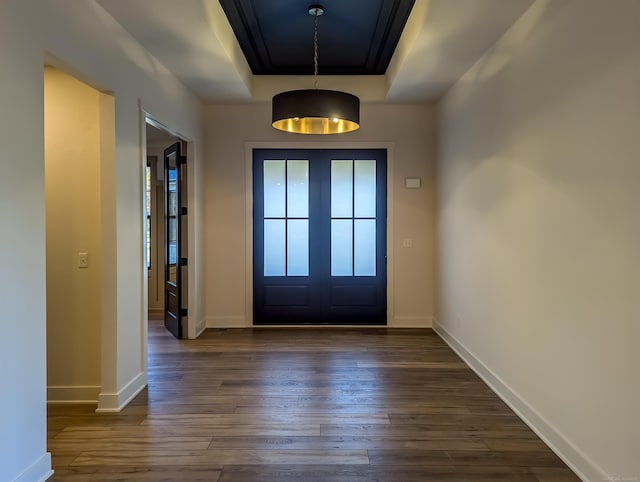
[367,449,453,466]
[70,450,225,467]
[217,464,542,482]
[47,320,580,481]
[320,424,537,438]
[484,437,553,452]
[142,413,391,425]
[217,464,379,482]
[49,437,213,454]
[206,435,488,451]
[51,466,222,481]
[448,449,568,468]
[356,361,468,369]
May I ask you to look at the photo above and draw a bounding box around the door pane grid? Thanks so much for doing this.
[331,160,376,277]
[264,159,309,277]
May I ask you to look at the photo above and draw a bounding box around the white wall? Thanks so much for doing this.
[203,102,436,328]
[437,0,639,479]
[45,67,102,403]
[1,0,204,478]
[0,1,52,480]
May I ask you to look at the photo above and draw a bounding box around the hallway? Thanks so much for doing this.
[47,322,579,481]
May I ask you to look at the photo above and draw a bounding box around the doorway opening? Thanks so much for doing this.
[145,122,188,339]
[44,66,108,404]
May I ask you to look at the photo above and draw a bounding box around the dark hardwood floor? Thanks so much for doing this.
[48,319,580,481]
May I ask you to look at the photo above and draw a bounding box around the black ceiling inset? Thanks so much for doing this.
[219,0,415,75]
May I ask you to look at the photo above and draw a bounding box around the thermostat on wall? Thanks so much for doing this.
[405,177,421,189]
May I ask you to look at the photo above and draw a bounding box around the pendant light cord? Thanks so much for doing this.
[313,8,319,89]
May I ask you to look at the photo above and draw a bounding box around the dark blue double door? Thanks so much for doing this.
[253,149,387,325]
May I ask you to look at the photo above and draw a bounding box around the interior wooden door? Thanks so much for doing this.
[164,142,185,338]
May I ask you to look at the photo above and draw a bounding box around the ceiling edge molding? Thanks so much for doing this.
[385,0,431,95]
[202,0,252,96]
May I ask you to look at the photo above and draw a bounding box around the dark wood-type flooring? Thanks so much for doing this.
[48,320,579,481]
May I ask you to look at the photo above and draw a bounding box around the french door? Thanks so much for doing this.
[164,142,187,338]
[253,148,387,325]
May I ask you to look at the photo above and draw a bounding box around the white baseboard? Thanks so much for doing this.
[14,452,52,482]
[432,319,605,482]
[206,316,434,329]
[47,385,101,404]
[390,316,433,328]
[96,371,147,413]
[206,316,248,328]
[195,318,207,338]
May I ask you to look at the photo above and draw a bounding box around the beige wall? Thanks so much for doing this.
[437,0,639,479]
[203,102,436,328]
[42,0,204,412]
[45,66,102,403]
[146,147,166,313]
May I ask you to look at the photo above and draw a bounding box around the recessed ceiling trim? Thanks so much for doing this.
[217,0,270,73]
[219,0,415,76]
[365,0,415,73]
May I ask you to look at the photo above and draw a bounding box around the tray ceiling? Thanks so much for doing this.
[95,0,535,102]
[219,0,415,75]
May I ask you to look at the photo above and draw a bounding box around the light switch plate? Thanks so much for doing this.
[78,252,89,268]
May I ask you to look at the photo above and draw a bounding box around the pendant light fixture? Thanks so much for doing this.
[272,4,360,135]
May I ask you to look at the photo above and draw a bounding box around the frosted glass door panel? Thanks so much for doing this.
[264,219,286,276]
[354,160,376,217]
[168,218,178,267]
[331,219,353,276]
[287,219,309,276]
[354,219,376,276]
[287,160,308,218]
[263,160,286,217]
[331,160,353,217]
